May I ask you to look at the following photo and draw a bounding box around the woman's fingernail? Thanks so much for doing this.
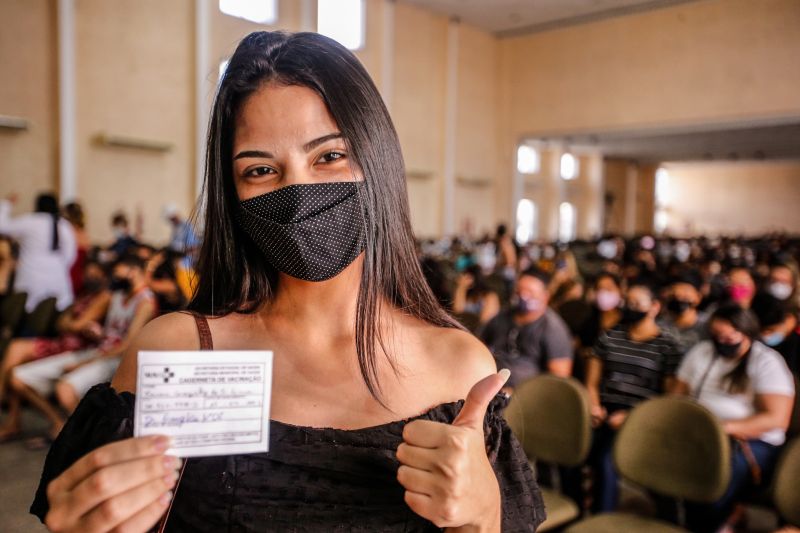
[159,491,173,507]
[163,455,179,471]
[498,368,511,384]
[164,469,179,486]
[153,435,171,452]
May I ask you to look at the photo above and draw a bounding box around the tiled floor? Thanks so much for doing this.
[1,409,50,532]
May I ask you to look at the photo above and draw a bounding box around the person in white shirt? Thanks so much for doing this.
[0,193,76,312]
[672,304,795,533]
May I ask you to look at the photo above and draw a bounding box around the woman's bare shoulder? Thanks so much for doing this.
[111,312,205,393]
[416,322,498,400]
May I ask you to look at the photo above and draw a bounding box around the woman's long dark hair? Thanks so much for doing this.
[710,304,761,394]
[35,193,60,251]
[187,31,463,402]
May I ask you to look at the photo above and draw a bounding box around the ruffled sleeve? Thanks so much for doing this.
[484,393,547,532]
[30,383,135,522]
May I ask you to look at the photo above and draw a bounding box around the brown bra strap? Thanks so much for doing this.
[192,313,214,351]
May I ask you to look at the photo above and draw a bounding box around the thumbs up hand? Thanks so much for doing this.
[396,369,510,531]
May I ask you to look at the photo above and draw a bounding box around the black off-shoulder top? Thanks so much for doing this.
[30,317,545,532]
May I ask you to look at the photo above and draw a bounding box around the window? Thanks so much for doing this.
[516,145,540,174]
[559,202,576,242]
[560,153,579,180]
[219,0,277,24]
[318,0,365,50]
[515,199,538,245]
[654,167,670,234]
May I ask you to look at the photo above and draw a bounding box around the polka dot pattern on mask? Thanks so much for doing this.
[236,182,365,282]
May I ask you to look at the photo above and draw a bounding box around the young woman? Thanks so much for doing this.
[672,305,795,533]
[30,32,543,532]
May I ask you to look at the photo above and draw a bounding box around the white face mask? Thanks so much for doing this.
[769,282,794,301]
[596,289,621,312]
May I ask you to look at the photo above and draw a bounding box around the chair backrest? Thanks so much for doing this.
[505,374,592,467]
[613,397,730,503]
[24,296,58,337]
[0,292,28,337]
[774,437,800,526]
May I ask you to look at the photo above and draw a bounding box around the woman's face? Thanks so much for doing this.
[709,319,745,346]
[232,83,362,201]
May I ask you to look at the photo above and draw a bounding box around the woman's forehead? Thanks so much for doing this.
[234,83,339,147]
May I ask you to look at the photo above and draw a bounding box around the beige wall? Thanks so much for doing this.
[75,0,194,245]
[2,0,800,244]
[661,161,800,236]
[499,0,800,136]
[0,0,57,215]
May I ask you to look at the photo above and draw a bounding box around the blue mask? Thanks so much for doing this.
[762,332,786,347]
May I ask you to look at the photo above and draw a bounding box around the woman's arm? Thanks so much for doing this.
[723,393,794,440]
[0,198,26,238]
[57,291,111,334]
[585,356,607,426]
[451,274,472,314]
[669,378,691,396]
[478,292,500,326]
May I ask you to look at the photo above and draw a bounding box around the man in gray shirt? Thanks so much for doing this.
[481,267,574,388]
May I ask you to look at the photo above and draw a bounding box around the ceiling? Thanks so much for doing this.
[399,0,697,36]
[529,122,800,162]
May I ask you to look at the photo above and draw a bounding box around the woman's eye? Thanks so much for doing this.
[244,166,274,177]
[319,151,345,163]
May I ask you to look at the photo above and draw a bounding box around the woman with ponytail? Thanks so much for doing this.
[0,192,77,312]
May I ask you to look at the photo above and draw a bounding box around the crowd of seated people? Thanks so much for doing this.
[0,194,197,449]
[419,229,799,532]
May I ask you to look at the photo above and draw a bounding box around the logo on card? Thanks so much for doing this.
[160,367,176,383]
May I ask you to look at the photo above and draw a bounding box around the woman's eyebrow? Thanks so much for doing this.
[303,132,343,152]
[234,150,274,160]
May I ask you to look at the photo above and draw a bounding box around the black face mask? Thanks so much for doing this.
[620,307,649,325]
[82,277,105,294]
[713,339,742,358]
[109,276,132,293]
[236,182,365,282]
[667,298,693,315]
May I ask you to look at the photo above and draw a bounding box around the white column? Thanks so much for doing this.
[195,0,210,199]
[380,0,395,113]
[299,0,316,32]
[546,146,565,242]
[58,0,77,202]
[624,162,638,236]
[442,17,459,237]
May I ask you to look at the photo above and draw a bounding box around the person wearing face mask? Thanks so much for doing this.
[658,271,709,355]
[481,267,574,388]
[30,32,544,533]
[726,266,757,310]
[767,261,799,311]
[107,211,139,260]
[0,261,111,443]
[672,305,795,533]
[752,293,799,375]
[585,281,683,513]
[6,256,155,448]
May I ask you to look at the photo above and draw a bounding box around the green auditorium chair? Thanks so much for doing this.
[0,292,28,338]
[24,296,58,337]
[564,397,731,533]
[505,375,592,531]
[774,438,800,527]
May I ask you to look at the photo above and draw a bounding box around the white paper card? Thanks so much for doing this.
[134,350,273,458]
